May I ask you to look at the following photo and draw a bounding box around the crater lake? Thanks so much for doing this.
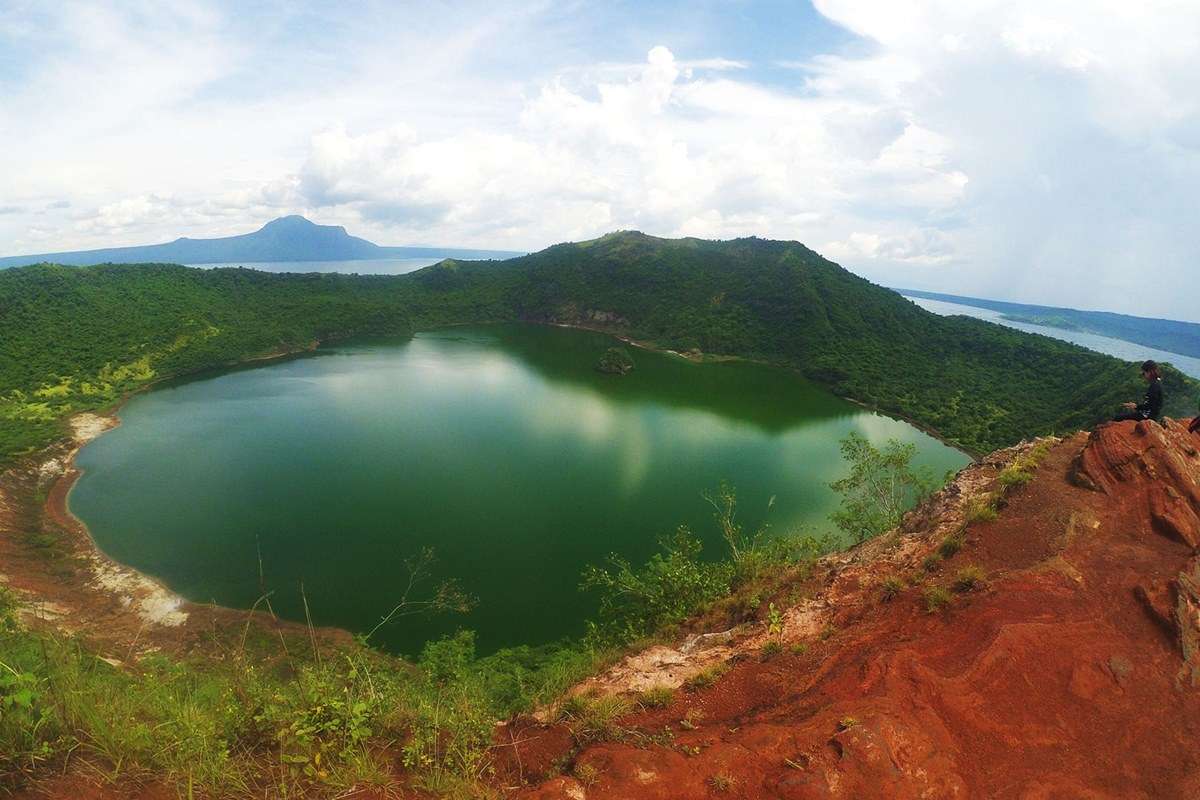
[69,324,969,655]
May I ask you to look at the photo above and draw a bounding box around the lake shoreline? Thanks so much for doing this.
[5,322,971,653]
[542,320,980,460]
[0,339,352,658]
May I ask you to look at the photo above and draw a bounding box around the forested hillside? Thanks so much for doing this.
[401,232,1198,452]
[1,232,1195,461]
[0,264,412,458]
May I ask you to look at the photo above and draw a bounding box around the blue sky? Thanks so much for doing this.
[2,1,1199,321]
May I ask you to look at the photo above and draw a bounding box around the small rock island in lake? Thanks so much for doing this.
[596,346,635,375]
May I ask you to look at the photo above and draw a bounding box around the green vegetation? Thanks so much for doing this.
[637,685,675,709]
[879,576,905,602]
[952,566,985,593]
[595,346,635,374]
[0,264,412,460]
[556,693,634,744]
[924,585,953,613]
[580,483,834,646]
[683,664,728,692]
[0,585,608,797]
[829,432,936,542]
[938,534,963,559]
[997,438,1056,489]
[4,232,1197,462]
[964,494,1001,523]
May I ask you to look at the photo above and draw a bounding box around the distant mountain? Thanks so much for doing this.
[0,215,522,268]
[898,289,1200,360]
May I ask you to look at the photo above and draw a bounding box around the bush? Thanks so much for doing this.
[924,586,953,613]
[581,527,731,645]
[879,576,904,602]
[952,566,985,593]
[937,535,963,559]
[829,433,938,543]
[964,494,999,523]
[556,693,633,743]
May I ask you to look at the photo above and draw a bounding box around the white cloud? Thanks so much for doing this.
[4,1,1200,321]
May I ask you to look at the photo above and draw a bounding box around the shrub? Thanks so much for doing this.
[556,693,633,743]
[760,640,783,659]
[580,527,731,645]
[924,586,953,613]
[922,554,942,572]
[574,762,601,786]
[880,576,904,602]
[709,773,735,792]
[952,566,985,593]
[829,433,939,543]
[964,494,999,523]
[997,465,1034,487]
[937,535,962,559]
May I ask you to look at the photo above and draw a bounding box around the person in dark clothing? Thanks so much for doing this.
[1114,360,1164,422]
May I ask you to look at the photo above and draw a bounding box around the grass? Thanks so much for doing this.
[964,494,1000,524]
[952,566,985,593]
[637,685,675,710]
[0,585,614,799]
[556,693,634,744]
[922,553,942,572]
[879,576,904,603]
[574,762,601,787]
[924,585,953,613]
[837,716,859,730]
[937,535,963,559]
[683,663,728,692]
[760,639,783,659]
[997,439,1056,489]
[708,773,735,792]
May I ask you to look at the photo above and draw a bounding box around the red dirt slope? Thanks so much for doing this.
[516,419,1200,799]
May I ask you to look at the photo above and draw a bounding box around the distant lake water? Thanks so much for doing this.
[70,324,968,655]
[186,258,443,274]
[907,295,1200,380]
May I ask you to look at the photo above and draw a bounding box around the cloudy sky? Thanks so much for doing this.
[2,1,1199,320]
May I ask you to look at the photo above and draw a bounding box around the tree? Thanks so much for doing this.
[829,432,935,543]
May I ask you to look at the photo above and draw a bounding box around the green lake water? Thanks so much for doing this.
[70,324,969,655]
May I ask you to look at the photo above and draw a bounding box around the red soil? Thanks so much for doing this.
[514,419,1200,799]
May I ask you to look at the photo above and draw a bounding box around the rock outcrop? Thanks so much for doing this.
[509,421,1200,799]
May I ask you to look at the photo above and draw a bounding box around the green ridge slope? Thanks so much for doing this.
[1,232,1194,460]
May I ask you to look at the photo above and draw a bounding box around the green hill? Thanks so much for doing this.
[1,231,1195,461]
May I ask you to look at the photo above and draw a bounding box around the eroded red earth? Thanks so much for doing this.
[510,420,1200,799]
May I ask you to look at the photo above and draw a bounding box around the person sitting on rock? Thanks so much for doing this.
[1113,360,1164,423]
